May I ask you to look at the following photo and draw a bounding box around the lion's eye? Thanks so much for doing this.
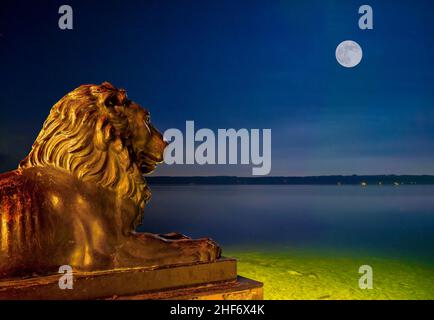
[145,114,151,123]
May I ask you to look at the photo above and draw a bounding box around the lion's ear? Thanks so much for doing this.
[116,89,127,105]
[104,89,128,109]
[104,95,118,108]
[94,116,114,151]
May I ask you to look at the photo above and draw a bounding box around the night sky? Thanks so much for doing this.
[1,0,433,176]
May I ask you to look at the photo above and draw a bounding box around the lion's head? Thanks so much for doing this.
[19,82,167,210]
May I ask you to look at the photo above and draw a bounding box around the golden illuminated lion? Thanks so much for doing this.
[0,82,220,278]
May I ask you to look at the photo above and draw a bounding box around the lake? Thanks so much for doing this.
[140,185,434,260]
[138,185,434,299]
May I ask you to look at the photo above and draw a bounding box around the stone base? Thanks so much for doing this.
[114,276,263,300]
[0,258,263,300]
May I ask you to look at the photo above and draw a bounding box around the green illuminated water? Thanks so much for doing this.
[226,247,434,299]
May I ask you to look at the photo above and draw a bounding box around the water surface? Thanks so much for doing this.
[138,185,434,299]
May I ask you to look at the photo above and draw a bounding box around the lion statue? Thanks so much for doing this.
[0,82,220,278]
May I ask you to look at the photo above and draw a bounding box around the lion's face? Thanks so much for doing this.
[122,102,167,174]
[127,103,167,174]
[92,82,167,175]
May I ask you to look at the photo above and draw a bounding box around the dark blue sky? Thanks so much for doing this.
[1,0,433,176]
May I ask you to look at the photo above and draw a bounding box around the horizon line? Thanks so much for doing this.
[148,174,434,178]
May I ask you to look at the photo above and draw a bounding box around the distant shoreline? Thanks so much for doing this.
[146,175,434,185]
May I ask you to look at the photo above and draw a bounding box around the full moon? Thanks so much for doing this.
[335,40,363,68]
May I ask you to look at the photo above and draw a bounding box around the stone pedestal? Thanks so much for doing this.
[0,258,263,300]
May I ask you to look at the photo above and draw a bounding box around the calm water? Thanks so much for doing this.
[139,185,434,263]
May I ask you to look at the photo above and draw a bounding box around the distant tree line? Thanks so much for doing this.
[146,175,434,185]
